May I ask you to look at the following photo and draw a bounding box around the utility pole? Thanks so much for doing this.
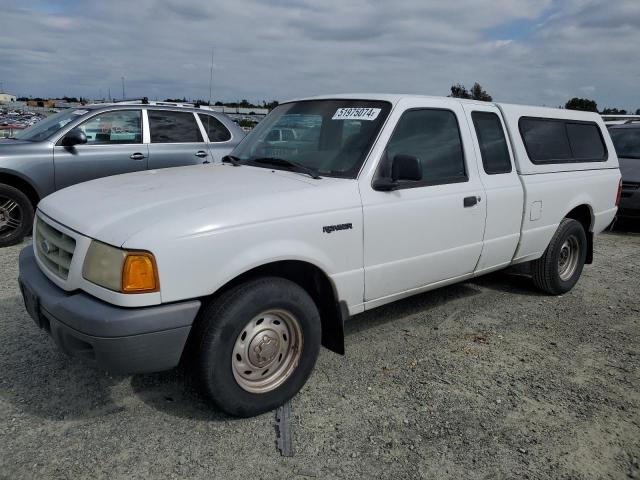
[208,48,214,106]
[121,77,126,99]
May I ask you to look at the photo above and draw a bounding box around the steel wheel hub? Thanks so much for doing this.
[232,309,303,394]
[248,329,280,367]
[558,235,579,281]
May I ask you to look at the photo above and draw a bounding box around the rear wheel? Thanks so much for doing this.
[0,184,33,248]
[531,218,587,295]
[194,277,321,417]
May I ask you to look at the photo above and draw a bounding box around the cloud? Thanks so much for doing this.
[0,0,637,110]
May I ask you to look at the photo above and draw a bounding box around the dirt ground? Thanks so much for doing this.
[1,227,638,480]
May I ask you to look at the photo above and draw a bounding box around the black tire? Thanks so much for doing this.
[531,218,587,295]
[193,276,321,417]
[0,183,33,248]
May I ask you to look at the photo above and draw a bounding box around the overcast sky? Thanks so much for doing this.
[0,0,638,109]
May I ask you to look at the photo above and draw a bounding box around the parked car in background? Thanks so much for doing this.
[265,127,298,142]
[609,120,640,219]
[602,114,640,126]
[0,102,245,246]
[18,94,620,417]
[0,124,25,139]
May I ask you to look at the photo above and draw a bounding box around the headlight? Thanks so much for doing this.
[82,241,159,293]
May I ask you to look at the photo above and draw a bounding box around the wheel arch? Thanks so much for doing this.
[563,203,594,264]
[0,170,41,209]
[199,259,347,355]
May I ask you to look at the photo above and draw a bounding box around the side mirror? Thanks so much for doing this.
[391,154,422,182]
[61,128,87,147]
[373,154,422,191]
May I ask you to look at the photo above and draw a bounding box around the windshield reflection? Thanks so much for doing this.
[231,100,391,179]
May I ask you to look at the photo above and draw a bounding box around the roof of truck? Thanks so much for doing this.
[290,93,492,105]
[287,93,591,115]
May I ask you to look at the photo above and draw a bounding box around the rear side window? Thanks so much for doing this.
[471,112,512,174]
[382,109,467,186]
[197,114,231,142]
[519,117,607,164]
[148,111,203,143]
[566,123,605,159]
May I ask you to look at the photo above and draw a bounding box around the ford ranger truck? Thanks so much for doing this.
[18,95,621,417]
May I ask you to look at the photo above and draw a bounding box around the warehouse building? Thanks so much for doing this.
[0,92,17,103]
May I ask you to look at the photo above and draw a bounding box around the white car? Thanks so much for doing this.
[18,94,621,417]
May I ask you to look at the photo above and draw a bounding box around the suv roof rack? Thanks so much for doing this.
[94,98,216,110]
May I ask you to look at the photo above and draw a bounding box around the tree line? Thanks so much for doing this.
[15,88,638,115]
[166,98,279,110]
[449,83,638,115]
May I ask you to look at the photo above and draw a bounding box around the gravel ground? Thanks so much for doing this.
[1,229,639,480]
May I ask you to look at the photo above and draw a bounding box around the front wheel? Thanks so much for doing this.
[193,277,321,417]
[0,184,34,248]
[531,218,587,295]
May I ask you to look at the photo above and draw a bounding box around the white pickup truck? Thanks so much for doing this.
[18,94,621,417]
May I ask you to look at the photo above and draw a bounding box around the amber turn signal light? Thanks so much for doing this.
[122,253,159,293]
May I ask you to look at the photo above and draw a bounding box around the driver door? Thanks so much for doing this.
[360,98,487,305]
[53,109,147,190]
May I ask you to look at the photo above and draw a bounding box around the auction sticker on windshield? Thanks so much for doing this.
[332,108,381,121]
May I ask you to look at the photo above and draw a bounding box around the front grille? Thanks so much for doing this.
[35,216,76,280]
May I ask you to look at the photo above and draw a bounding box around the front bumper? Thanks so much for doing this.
[18,246,201,374]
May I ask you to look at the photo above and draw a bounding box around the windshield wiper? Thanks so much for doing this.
[221,155,242,166]
[250,157,322,179]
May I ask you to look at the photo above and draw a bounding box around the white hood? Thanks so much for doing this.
[38,164,328,247]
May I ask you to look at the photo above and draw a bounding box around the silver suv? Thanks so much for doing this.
[0,102,245,246]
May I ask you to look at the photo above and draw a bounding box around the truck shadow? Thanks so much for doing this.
[607,218,640,234]
[129,368,235,422]
[344,282,481,336]
[1,295,232,422]
[2,270,542,422]
[469,270,546,297]
[0,296,126,421]
[344,270,543,336]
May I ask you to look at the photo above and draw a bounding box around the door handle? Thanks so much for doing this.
[463,196,479,207]
[130,152,146,160]
[195,150,208,158]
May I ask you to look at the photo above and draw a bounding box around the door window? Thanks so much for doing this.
[380,109,467,186]
[78,110,142,144]
[471,112,512,174]
[197,114,231,142]
[148,111,203,143]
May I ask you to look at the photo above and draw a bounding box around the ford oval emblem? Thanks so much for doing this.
[41,239,51,254]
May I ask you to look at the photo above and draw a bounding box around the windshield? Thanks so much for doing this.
[231,99,391,178]
[610,128,640,159]
[13,109,89,142]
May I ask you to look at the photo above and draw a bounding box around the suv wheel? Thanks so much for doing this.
[531,218,587,295]
[194,277,321,417]
[0,184,33,248]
